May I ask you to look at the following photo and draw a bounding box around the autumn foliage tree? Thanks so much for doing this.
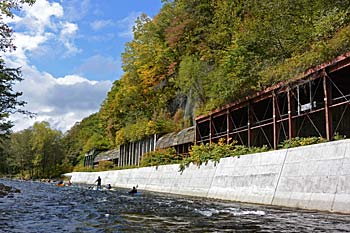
[63,0,350,167]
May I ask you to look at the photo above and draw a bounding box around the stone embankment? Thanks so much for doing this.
[66,139,350,214]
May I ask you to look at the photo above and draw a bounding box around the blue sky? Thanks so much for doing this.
[3,0,163,132]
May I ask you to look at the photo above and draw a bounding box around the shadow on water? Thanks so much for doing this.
[0,179,350,232]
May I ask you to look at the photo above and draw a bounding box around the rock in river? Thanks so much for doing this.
[0,183,20,198]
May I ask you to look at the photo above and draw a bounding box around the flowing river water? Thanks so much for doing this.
[0,179,350,232]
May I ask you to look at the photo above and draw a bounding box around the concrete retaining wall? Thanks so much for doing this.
[67,139,350,214]
[271,140,350,213]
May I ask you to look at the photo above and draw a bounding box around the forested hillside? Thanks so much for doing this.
[64,0,350,165]
[3,0,350,178]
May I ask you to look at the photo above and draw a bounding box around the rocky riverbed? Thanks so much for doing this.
[0,183,20,198]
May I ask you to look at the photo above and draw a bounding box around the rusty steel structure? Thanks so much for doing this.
[195,52,350,149]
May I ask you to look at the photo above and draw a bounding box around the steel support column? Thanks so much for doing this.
[209,114,213,144]
[248,103,253,147]
[273,93,279,149]
[119,146,122,167]
[226,109,231,143]
[288,89,295,139]
[195,124,199,145]
[323,72,333,140]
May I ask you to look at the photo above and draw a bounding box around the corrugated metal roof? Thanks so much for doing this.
[94,148,120,163]
[156,126,195,149]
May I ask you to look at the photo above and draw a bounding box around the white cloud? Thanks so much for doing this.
[21,0,64,34]
[88,33,115,42]
[59,22,81,56]
[56,75,97,85]
[2,14,22,24]
[90,19,114,31]
[9,33,50,63]
[116,12,143,38]
[61,0,90,21]
[3,0,80,59]
[10,64,112,132]
[3,0,112,132]
[76,55,121,78]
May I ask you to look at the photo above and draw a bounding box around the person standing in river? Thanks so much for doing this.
[95,176,102,190]
[128,186,137,194]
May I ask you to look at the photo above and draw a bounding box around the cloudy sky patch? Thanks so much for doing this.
[116,11,143,38]
[76,55,121,79]
[90,19,114,31]
[2,0,162,132]
[12,64,112,132]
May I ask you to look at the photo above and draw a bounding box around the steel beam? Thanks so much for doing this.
[288,89,295,139]
[226,109,231,143]
[248,103,253,147]
[273,93,278,149]
[323,72,333,140]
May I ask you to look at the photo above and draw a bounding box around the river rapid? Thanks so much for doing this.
[0,179,350,232]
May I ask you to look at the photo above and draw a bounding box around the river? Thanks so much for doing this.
[0,179,349,232]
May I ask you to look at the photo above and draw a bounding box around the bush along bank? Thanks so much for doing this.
[75,136,342,173]
[142,136,335,172]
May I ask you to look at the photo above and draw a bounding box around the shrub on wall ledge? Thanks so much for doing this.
[278,137,327,149]
[179,139,270,172]
[140,148,183,167]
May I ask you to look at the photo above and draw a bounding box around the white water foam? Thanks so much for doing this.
[195,208,220,217]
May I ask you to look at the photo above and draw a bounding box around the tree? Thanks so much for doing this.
[8,129,35,177]
[0,0,35,136]
[0,61,27,135]
[62,113,110,166]
[0,0,35,174]
[176,55,210,112]
[50,0,350,172]
[4,121,67,178]
[30,122,65,178]
[99,80,124,145]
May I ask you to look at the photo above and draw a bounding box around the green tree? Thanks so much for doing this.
[0,0,35,174]
[0,62,28,135]
[62,113,110,166]
[5,122,67,178]
[8,129,35,177]
[0,0,35,136]
[31,122,64,178]
[176,55,211,113]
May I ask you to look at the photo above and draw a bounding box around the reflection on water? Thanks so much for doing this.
[0,179,350,232]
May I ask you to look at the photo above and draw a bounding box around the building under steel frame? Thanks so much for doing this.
[195,52,350,149]
[84,127,195,168]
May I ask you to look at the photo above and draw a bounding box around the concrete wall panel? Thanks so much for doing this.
[178,161,217,197]
[271,141,348,212]
[207,150,286,205]
[66,139,350,214]
[145,164,179,193]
